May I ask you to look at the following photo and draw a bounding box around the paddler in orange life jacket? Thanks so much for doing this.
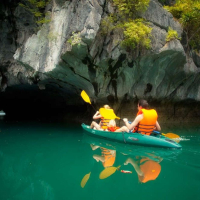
[123,99,161,135]
[90,105,116,130]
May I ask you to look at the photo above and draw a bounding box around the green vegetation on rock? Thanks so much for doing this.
[67,32,82,46]
[19,0,50,25]
[166,27,181,42]
[101,15,116,35]
[164,0,200,50]
[122,19,152,49]
[101,0,152,51]
[113,0,150,18]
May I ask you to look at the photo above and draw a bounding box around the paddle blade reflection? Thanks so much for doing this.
[99,166,121,179]
[81,172,91,188]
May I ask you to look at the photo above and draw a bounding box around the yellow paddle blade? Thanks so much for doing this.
[81,172,91,188]
[162,133,180,139]
[99,108,120,120]
[81,90,91,104]
[162,133,181,143]
[99,165,121,179]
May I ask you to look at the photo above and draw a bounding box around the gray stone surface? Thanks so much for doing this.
[1,0,200,116]
[141,0,183,36]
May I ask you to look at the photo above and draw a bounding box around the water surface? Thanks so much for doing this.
[0,119,199,200]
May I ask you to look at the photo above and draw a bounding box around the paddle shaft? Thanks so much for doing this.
[90,104,96,112]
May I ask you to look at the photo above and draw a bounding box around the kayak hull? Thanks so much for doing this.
[81,123,182,149]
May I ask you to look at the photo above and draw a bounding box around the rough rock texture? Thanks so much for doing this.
[1,0,200,120]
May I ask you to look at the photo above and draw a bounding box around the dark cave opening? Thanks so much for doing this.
[0,85,93,123]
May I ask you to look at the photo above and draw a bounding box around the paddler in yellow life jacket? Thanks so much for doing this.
[90,105,129,132]
[123,99,161,135]
[90,105,116,130]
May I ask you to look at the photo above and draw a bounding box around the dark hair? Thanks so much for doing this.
[138,99,149,109]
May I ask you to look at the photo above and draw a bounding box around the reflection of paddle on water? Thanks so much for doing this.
[99,154,162,181]
[99,165,121,179]
[80,172,91,188]
[81,164,131,187]
[99,165,133,179]
[80,145,118,188]
[80,136,164,187]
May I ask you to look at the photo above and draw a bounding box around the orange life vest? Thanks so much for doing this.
[137,109,158,135]
[133,110,143,133]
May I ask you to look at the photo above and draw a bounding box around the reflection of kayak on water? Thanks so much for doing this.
[82,132,182,161]
[82,123,182,149]
[80,132,181,188]
[81,133,177,186]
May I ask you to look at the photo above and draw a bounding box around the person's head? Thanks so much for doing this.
[103,105,111,109]
[138,99,149,110]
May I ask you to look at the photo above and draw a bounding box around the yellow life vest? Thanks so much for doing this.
[100,118,110,130]
[137,109,158,135]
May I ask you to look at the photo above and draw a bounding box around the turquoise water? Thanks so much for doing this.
[0,119,199,200]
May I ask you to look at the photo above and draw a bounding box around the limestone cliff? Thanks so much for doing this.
[1,0,200,120]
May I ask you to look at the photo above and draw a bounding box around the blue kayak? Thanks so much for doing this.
[81,123,182,149]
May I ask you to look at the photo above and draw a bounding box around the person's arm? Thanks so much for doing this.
[155,121,161,131]
[123,115,143,130]
[124,158,143,176]
[93,111,102,120]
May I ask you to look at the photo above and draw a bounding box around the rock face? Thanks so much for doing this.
[1,0,200,119]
